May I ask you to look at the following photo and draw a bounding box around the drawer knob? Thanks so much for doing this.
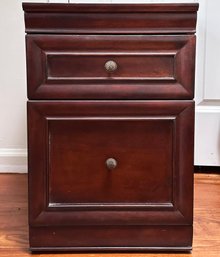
[106,158,117,170]
[105,60,118,73]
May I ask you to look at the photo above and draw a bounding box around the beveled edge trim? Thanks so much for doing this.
[25,29,197,35]
[30,246,192,252]
[23,3,199,13]
[48,202,174,209]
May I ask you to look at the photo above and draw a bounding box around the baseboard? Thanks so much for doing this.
[0,148,27,173]
[195,105,220,166]
[194,165,220,173]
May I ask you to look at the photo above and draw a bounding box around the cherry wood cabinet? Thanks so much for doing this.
[23,3,198,252]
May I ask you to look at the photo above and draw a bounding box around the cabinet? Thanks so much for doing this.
[23,3,198,252]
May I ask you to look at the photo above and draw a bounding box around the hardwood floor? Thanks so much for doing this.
[0,173,219,257]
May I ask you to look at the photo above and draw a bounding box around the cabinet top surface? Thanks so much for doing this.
[23,3,199,13]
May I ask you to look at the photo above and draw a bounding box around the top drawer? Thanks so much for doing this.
[23,3,198,100]
[26,35,195,100]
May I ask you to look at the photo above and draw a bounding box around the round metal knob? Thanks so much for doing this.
[106,158,117,170]
[104,60,118,73]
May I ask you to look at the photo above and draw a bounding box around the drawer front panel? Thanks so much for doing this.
[27,35,195,99]
[49,118,173,205]
[28,100,194,226]
[47,55,174,80]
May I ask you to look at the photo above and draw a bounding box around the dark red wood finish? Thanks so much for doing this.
[23,3,198,34]
[29,226,192,251]
[28,101,194,250]
[24,3,198,252]
[26,35,195,100]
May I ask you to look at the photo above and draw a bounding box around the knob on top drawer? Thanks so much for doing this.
[104,60,118,73]
[26,35,195,100]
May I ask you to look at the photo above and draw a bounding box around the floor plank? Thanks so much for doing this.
[0,173,219,256]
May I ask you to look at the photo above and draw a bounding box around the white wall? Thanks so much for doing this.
[0,0,26,172]
[0,0,47,172]
[0,0,219,172]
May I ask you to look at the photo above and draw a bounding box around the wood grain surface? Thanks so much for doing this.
[24,3,198,251]
[23,3,198,35]
[0,173,219,256]
[26,35,195,100]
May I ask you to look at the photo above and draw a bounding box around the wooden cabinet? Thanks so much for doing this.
[23,3,198,252]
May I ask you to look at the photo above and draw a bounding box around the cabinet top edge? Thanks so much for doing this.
[22,3,199,13]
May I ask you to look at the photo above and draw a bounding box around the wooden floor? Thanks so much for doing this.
[0,173,219,257]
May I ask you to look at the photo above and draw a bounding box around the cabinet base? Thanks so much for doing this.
[29,225,192,252]
[30,246,192,252]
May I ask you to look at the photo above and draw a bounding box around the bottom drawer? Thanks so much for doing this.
[28,100,194,251]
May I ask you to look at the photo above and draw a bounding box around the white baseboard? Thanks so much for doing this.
[0,148,27,173]
[195,105,220,166]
